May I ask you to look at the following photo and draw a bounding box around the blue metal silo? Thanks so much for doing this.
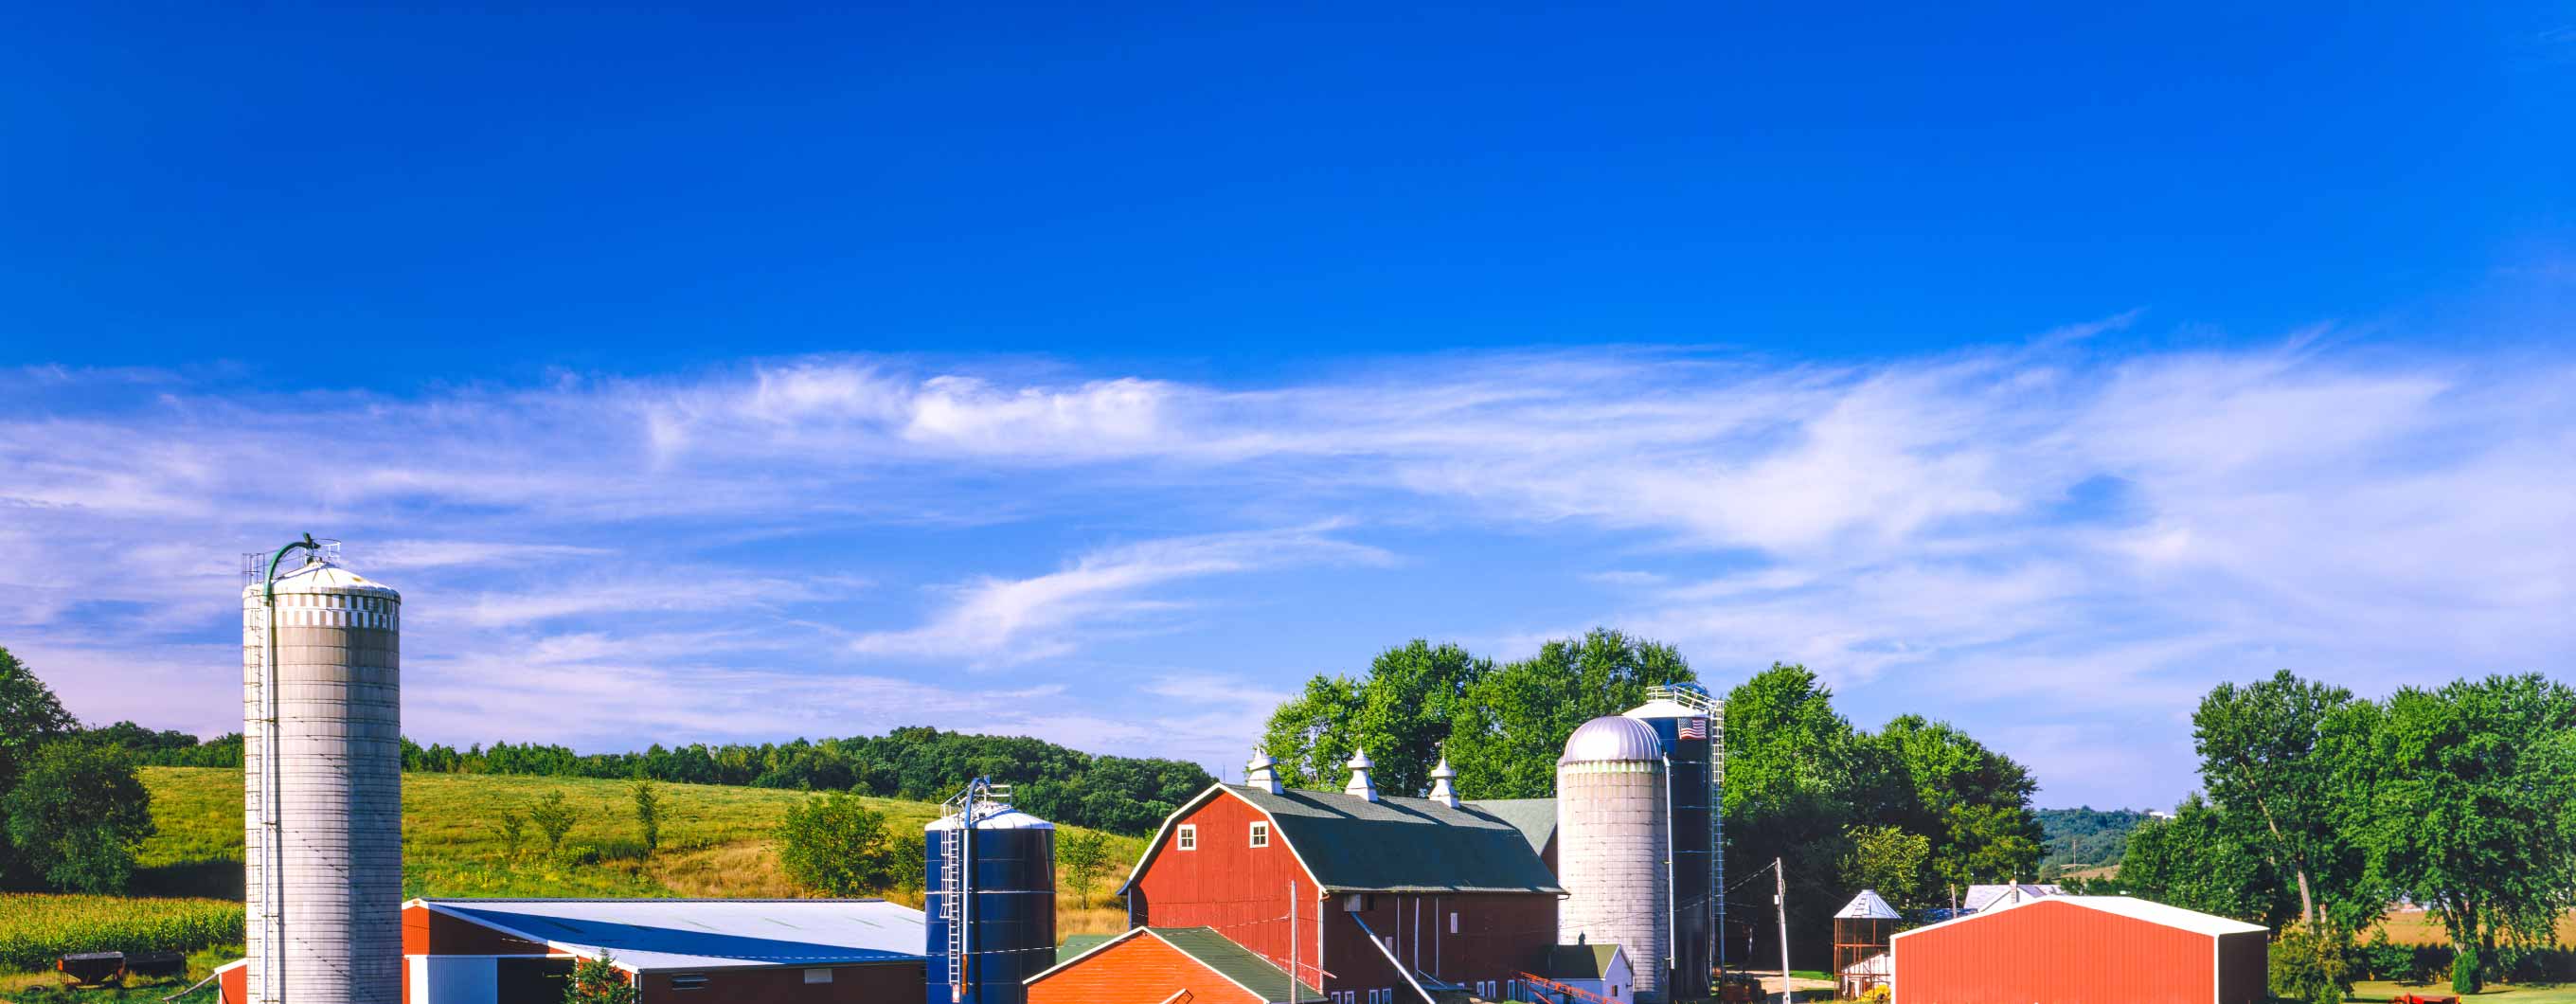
[924,779,1057,1004]
[1624,683,1722,1001]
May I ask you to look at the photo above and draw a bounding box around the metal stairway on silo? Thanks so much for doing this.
[938,779,1011,1002]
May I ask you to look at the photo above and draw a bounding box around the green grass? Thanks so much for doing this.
[2352,980,2576,1003]
[5,768,1147,977]
[137,766,1144,901]
[0,942,237,1004]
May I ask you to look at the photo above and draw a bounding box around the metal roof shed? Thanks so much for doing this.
[1890,896,2267,1004]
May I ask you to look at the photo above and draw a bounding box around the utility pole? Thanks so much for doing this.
[1774,856,1792,1004]
[1289,883,1299,1004]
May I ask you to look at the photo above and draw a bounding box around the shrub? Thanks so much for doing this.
[632,780,662,854]
[776,793,908,896]
[565,952,637,1004]
[2359,928,2419,983]
[497,810,528,860]
[2269,923,2352,1004]
[528,790,577,855]
[2,741,155,893]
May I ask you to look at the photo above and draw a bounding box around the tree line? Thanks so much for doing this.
[2090,670,2576,998]
[111,723,1212,836]
[1259,629,2046,967]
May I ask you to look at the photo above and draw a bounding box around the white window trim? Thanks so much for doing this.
[1176,824,1196,851]
[1250,821,1270,848]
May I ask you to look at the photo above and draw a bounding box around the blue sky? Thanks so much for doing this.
[1,4,2568,809]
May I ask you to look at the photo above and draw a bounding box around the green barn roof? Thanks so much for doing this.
[1221,784,1565,894]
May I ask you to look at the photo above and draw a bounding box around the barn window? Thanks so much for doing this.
[1449,912,1458,934]
[1249,822,1270,847]
[803,969,832,984]
[1176,824,1196,851]
[670,975,708,991]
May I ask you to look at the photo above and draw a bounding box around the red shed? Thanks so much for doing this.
[1114,757,1564,1004]
[1890,896,2268,1004]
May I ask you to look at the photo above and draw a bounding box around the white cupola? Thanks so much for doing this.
[1343,748,1379,802]
[1427,754,1459,808]
[1245,749,1283,795]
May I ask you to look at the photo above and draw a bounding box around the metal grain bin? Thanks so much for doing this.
[924,782,1056,1004]
[1626,684,1721,999]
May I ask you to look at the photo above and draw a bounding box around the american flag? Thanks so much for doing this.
[1679,716,1707,740]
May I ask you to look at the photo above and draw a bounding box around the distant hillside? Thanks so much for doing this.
[2036,806,2154,873]
[135,766,1142,935]
[117,725,1212,836]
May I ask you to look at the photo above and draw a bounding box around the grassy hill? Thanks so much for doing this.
[136,766,1144,907]
[2035,806,2153,875]
[0,767,1150,988]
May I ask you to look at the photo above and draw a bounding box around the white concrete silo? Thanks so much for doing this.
[1557,714,1673,1004]
[242,540,402,1004]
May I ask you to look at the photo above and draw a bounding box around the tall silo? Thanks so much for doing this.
[924,779,1056,1004]
[1625,683,1721,1000]
[241,537,402,1004]
[1557,714,1673,1003]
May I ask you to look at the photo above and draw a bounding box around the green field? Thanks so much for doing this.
[0,767,1146,984]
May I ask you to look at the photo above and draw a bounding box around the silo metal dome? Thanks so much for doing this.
[240,542,402,1004]
[1560,713,1666,764]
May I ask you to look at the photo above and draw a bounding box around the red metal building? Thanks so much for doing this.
[1109,756,1564,1004]
[1890,896,2268,1004]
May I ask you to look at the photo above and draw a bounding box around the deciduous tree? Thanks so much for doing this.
[777,793,909,896]
[1,741,154,893]
[2193,670,2362,929]
[2331,674,2576,994]
[1447,630,1695,798]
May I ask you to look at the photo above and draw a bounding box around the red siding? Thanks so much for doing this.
[1029,934,1267,1004]
[1892,901,2261,1004]
[221,963,245,1004]
[1128,790,1560,999]
[636,961,923,1003]
[405,903,559,956]
[1130,793,1325,988]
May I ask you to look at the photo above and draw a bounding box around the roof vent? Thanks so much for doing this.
[1427,755,1458,808]
[1246,750,1283,795]
[1343,749,1379,802]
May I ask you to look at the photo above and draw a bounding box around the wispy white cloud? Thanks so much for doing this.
[1,333,2567,806]
[850,523,1392,664]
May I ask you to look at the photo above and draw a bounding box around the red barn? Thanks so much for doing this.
[1890,896,2268,1004]
[1100,754,1564,1004]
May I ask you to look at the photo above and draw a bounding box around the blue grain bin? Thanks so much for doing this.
[924,801,1056,1004]
[1626,685,1721,1000]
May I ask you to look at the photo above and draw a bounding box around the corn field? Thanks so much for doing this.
[0,894,244,972]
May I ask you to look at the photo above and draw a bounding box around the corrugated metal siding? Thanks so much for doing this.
[1891,900,2216,1004]
[1028,935,1265,1004]
[404,904,556,957]
[636,962,924,1004]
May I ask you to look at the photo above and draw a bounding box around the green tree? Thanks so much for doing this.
[1059,830,1114,909]
[2113,794,2291,925]
[528,790,577,855]
[777,793,909,896]
[0,648,80,881]
[2331,674,2576,994]
[1447,629,1695,798]
[564,953,637,1004]
[496,809,528,860]
[1724,663,1877,963]
[1840,824,1932,905]
[1261,641,1492,796]
[1874,714,2044,895]
[2192,670,2362,930]
[1,741,155,893]
[631,780,662,853]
